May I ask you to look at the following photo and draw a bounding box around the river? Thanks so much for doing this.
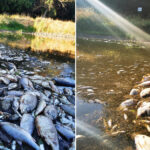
[77,38,150,150]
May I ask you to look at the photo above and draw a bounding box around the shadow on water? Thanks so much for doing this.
[76,39,150,150]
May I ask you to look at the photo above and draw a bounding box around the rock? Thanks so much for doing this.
[135,134,150,150]
[140,88,150,98]
[137,101,150,117]
[44,105,58,120]
[130,89,139,95]
[36,115,59,150]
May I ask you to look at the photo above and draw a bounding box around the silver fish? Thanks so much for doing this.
[0,122,40,150]
[36,115,59,150]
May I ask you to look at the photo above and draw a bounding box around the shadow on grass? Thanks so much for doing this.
[0,20,36,32]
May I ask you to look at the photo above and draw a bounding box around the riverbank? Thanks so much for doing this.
[0,43,75,150]
[0,14,75,36]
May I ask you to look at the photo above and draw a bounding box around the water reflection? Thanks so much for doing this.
[0,31,75,58]
[77,39,150,150]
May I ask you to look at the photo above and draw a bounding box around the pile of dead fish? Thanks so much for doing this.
[118,74,150,150]
[0,62,75,150]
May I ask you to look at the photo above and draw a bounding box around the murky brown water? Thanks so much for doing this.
[77,39,150,150]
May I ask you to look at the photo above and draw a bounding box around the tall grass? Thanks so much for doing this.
[0,14,75,36]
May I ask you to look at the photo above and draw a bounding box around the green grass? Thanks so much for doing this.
[0,17,35,32]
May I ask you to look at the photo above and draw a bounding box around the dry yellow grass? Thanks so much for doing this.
[0,14,75,35]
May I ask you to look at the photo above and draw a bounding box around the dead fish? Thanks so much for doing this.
[119,99,137,110]
[58,134,70,150]
[134,134,150,150]
[56,124,75,141]
[59,96,71,105]
[61,105,75,117]
[60,118,75,129]
[12,98,19,112]
[19,77,34,90]
[36,115,59,150]
[7,62,16,71]
[64,88,73,95]
[0,146,11,150]
[49,81,59,93]
[67,95,75,105]
[111,130,125,136]
[35,100,46,116]
[140,88,150,98]
[6,75,18,82]
[42,81,51,89]
[130,89,139,95]
[8,83,17,90]
[139,81,150,87]
[44,105,58,120]
[0,77,10,85]
[52,78,75,87]
[137,101,150,117]
[11,141,16,150]
[0,99,11,111]
[20,93,37,114]
[0,122,40,150]
[0,130,12,143]
[20,114,34,135]
[7,91,24,97]
[108,119,112,128]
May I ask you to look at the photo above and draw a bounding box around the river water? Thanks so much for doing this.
[77,38,150,150]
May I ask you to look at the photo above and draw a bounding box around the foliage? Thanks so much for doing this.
[0,0,74,20]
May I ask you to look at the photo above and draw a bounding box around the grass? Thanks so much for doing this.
[77,8,150,39]
[0,14,75,35]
